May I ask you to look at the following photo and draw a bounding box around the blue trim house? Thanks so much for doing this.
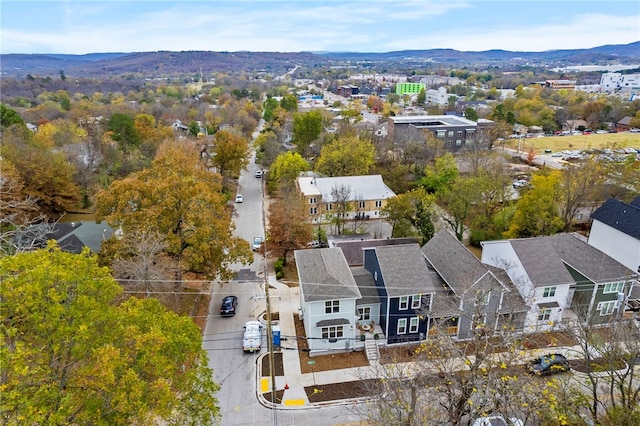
[363,243,439,344]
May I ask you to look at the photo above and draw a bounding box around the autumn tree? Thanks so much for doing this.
[0,243,220,425]
[418,152,459,194]
[31,119,87,148]
[329,184,352,235]
[383,187,436,244]
[280,93,298,112]
[505,171,564,238]
[314,136,375,177]
[208,129,250,186]
[0,129,80,217]
[292,109,322,157]
[0,160,54,256]
[107,227,175,304]
[254,130,284,167]
[266,192,312,265]
[438,175,481,241]
[558,157,606,231]
[268,151,311,194]
[95,140,252,280]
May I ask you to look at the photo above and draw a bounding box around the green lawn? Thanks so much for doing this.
[501,132,640,154]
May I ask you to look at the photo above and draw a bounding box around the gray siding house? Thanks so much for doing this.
[423,230,527,340]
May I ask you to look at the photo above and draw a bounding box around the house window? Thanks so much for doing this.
[409,317,419,333]
[326,203,332,211]
[543,286,556,298]
[399,296,409,310]
[603,282,623,294]
[475,290,491,306]
[422,294,432,310]
[358,201,366,209]
[411,295,421,309]
[397,318,407,334]
[375,200,382,208]
[309,197,317,204]
[457,130,463,137]
[321,326,344,339]
[448,131,454,137]
[436,130,445,138]
[537,309,551,321]
[325,300,339,314]
[357,307,371,321]
[456,139,462,145]
[598,301,616,316]
[310,207,317,215]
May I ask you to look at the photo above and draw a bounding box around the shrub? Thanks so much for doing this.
[274,258,284,279]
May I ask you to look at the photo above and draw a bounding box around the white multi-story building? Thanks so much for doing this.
[600,72,640,93]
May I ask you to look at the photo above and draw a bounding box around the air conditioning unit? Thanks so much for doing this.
[298,308,304,321]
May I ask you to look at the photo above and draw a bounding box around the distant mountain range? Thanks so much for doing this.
[1,42,639,78]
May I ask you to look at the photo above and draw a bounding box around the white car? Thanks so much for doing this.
[252,236,263,251]
[235,194,244,203]
[472,415,524,426]
[255,170,263,178]
[512,179,528,189]
[242,321,262,353]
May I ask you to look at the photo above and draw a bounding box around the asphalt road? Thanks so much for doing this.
[203,125,368,425]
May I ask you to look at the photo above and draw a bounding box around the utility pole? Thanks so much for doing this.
[259,169,278,424]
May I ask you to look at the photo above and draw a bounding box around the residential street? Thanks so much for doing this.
[202,125,369,425]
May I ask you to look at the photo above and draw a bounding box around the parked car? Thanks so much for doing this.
[255,170,263,178]
[235,194,244,203]
[512,179,529,189]
[243,320,262,353]
[252,236,263,251]
[472,415,524,426]
[220,295,237,316]
[527,353,570,376]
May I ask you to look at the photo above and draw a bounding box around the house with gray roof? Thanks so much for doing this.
[334,237,419,266]
[588,197,640,274]
[46,221,114,254]
[295,248,361,353]
[296,175,396,223]
[423,230,527,340]
[481,233,638,330]
[363,243,439,344]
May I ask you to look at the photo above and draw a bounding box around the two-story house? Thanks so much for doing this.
[363,244,439,344]
[295,248,361,354]
[482,233,638,330]
[423,230,527,340]
[588,197,640,274]
[296,175,396,223]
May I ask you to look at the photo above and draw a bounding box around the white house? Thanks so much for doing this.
[482,233,638,329]
[481,237,575,332]
[588,197,640,274]
[295,248,361,354]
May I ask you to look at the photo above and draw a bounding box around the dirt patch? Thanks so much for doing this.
[304,379,380,403]
[380,331,577,364]
[262,389,284,403]
[261,352,285,376]
[570,358,627,373]
[294,317,369,373]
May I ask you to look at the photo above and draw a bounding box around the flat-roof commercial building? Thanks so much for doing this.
[387,114,494,152]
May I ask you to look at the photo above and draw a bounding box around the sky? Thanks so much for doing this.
[1,1,639,55]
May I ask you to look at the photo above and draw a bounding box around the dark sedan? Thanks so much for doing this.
[220,295,238,317]
[527,353,570,376]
